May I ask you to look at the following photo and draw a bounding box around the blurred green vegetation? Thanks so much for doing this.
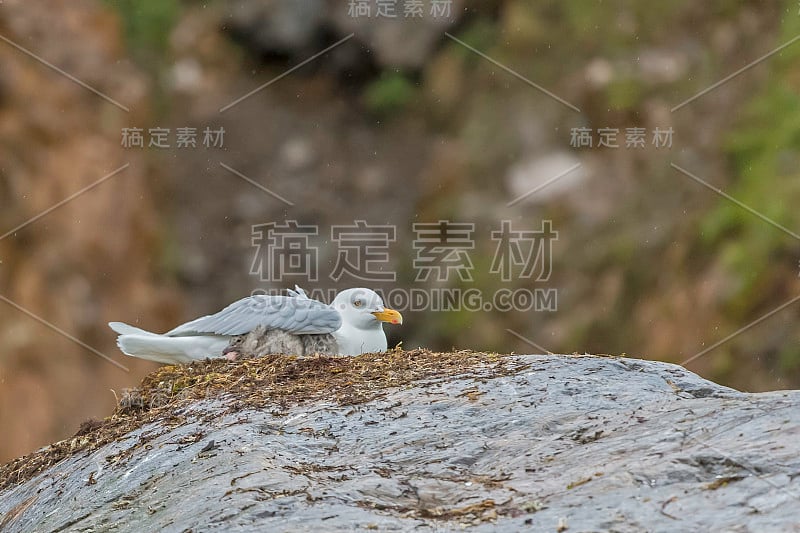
[364,71,417,115]
[702,4,800,365]
[558,1,687,49]
[103,0,180,117]
[107,0,179,57]
[605,77,644,111]
[449,18,498,60]
[441,1,798,381]
[103,0,179,65]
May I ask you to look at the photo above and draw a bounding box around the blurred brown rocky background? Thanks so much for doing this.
[1,0,799,463]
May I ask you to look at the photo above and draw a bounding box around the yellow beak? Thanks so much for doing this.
[372,308,403,325]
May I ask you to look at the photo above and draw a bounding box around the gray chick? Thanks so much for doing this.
[223,325,339,360]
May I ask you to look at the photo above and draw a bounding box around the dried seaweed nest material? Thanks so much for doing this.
[0,349,524,492]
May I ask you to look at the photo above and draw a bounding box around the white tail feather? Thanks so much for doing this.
[108,322,158,336]
[116,333,230,365]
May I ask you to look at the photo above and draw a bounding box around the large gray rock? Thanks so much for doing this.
[227,0,329,57]
[225,0,463,70]
[1,354,799,532]
[329,0,463,70]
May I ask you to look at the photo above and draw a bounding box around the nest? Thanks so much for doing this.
[0,349,520,492]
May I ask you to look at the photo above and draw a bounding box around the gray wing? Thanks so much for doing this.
[166,294,342,336]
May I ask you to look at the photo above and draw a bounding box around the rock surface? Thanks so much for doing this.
[1,353,799,532]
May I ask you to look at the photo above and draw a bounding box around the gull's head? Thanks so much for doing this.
[332,288,403,330]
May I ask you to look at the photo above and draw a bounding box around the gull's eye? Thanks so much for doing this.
[353,299,363,308]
